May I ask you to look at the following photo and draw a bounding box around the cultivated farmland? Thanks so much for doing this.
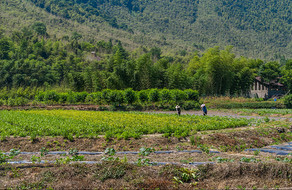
[0,110,291,189]
[0,110,249,139]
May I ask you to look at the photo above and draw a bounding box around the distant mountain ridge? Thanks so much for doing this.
[1,0,291,59]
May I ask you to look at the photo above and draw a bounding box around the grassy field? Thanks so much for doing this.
[0,110,250,140]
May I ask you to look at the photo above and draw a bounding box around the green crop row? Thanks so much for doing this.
[0,88,200,109]
[35,89,199,105]
[0,110,250,140]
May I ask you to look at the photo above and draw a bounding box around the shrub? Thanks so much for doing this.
[0,99,4,106]
[171,89,186,103]
[93,92,102,104]
[109,90,124,105]
[35,91,45,101]
[184,89,199,101]
[7,97,15,106]
[102,89,112,104]
[138,90,149,103]
[160,89,171,102]
[124,88,136,104]
[16,87,25,98]
[85,93,94,103]
[183,101,200,110]
[58,93,68,104]
[0,88,9,100]
[149,88,160,102]
[15,97,29,106]
[284,94,292,108]
[67,92,76,104]
[44,91,59,102]
[74,92,88,103]
[86,92,102,104]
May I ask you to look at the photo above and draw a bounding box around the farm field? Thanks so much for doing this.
[0,110,292,189]
[0,110,250,140]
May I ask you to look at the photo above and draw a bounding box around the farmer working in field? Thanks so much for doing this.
[201,104,207,116]
[175,105,181,116]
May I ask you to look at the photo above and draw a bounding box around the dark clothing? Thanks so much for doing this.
[202,106,207,116]
[176,108,181,116]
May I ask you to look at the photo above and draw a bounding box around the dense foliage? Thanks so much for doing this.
[0,88,200,110]
[0,110,250,139]
[284,95,292,108]
[1,0,291,59]
[1,26,291,97]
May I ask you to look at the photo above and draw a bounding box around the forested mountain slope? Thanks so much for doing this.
[1,0,291,59]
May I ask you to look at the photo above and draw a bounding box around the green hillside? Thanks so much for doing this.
[1,0,291,59]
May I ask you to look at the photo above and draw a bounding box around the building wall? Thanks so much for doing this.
[249,80,269,98]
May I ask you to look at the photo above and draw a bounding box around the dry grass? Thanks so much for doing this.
[1,154,292,189]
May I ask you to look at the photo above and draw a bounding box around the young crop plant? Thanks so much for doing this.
[275,157,292,163]
[169,166,199,185]
[212,157,234,163]
[137,147,155,166]
[198,144,210,154]
[102,148,119,161]
[0,149,21,164]
[40,147,49,157]
[240,157,260,163]
[31,155,41,163]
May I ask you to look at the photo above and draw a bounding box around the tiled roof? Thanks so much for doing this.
[255,77,284,87]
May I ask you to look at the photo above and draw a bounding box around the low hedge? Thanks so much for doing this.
[34,89,199,105]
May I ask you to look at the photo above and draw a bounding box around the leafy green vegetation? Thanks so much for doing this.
[0,149,20,164]
[284,95,292,108]
[1,26,291,96]
[240,157,260,163]
[0,110,250,139]
[1,0,291,102]
[1,0,291,59]
[0,88,200,110]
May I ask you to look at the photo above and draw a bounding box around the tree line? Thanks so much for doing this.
[0,26,291,96]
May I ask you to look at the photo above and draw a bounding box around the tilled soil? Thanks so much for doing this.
[1,125,291,189]
[0,124,289,152]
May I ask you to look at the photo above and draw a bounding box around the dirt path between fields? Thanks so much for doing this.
[145,110,292,121]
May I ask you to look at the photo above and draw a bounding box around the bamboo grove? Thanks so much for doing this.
[0,26,292,96]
